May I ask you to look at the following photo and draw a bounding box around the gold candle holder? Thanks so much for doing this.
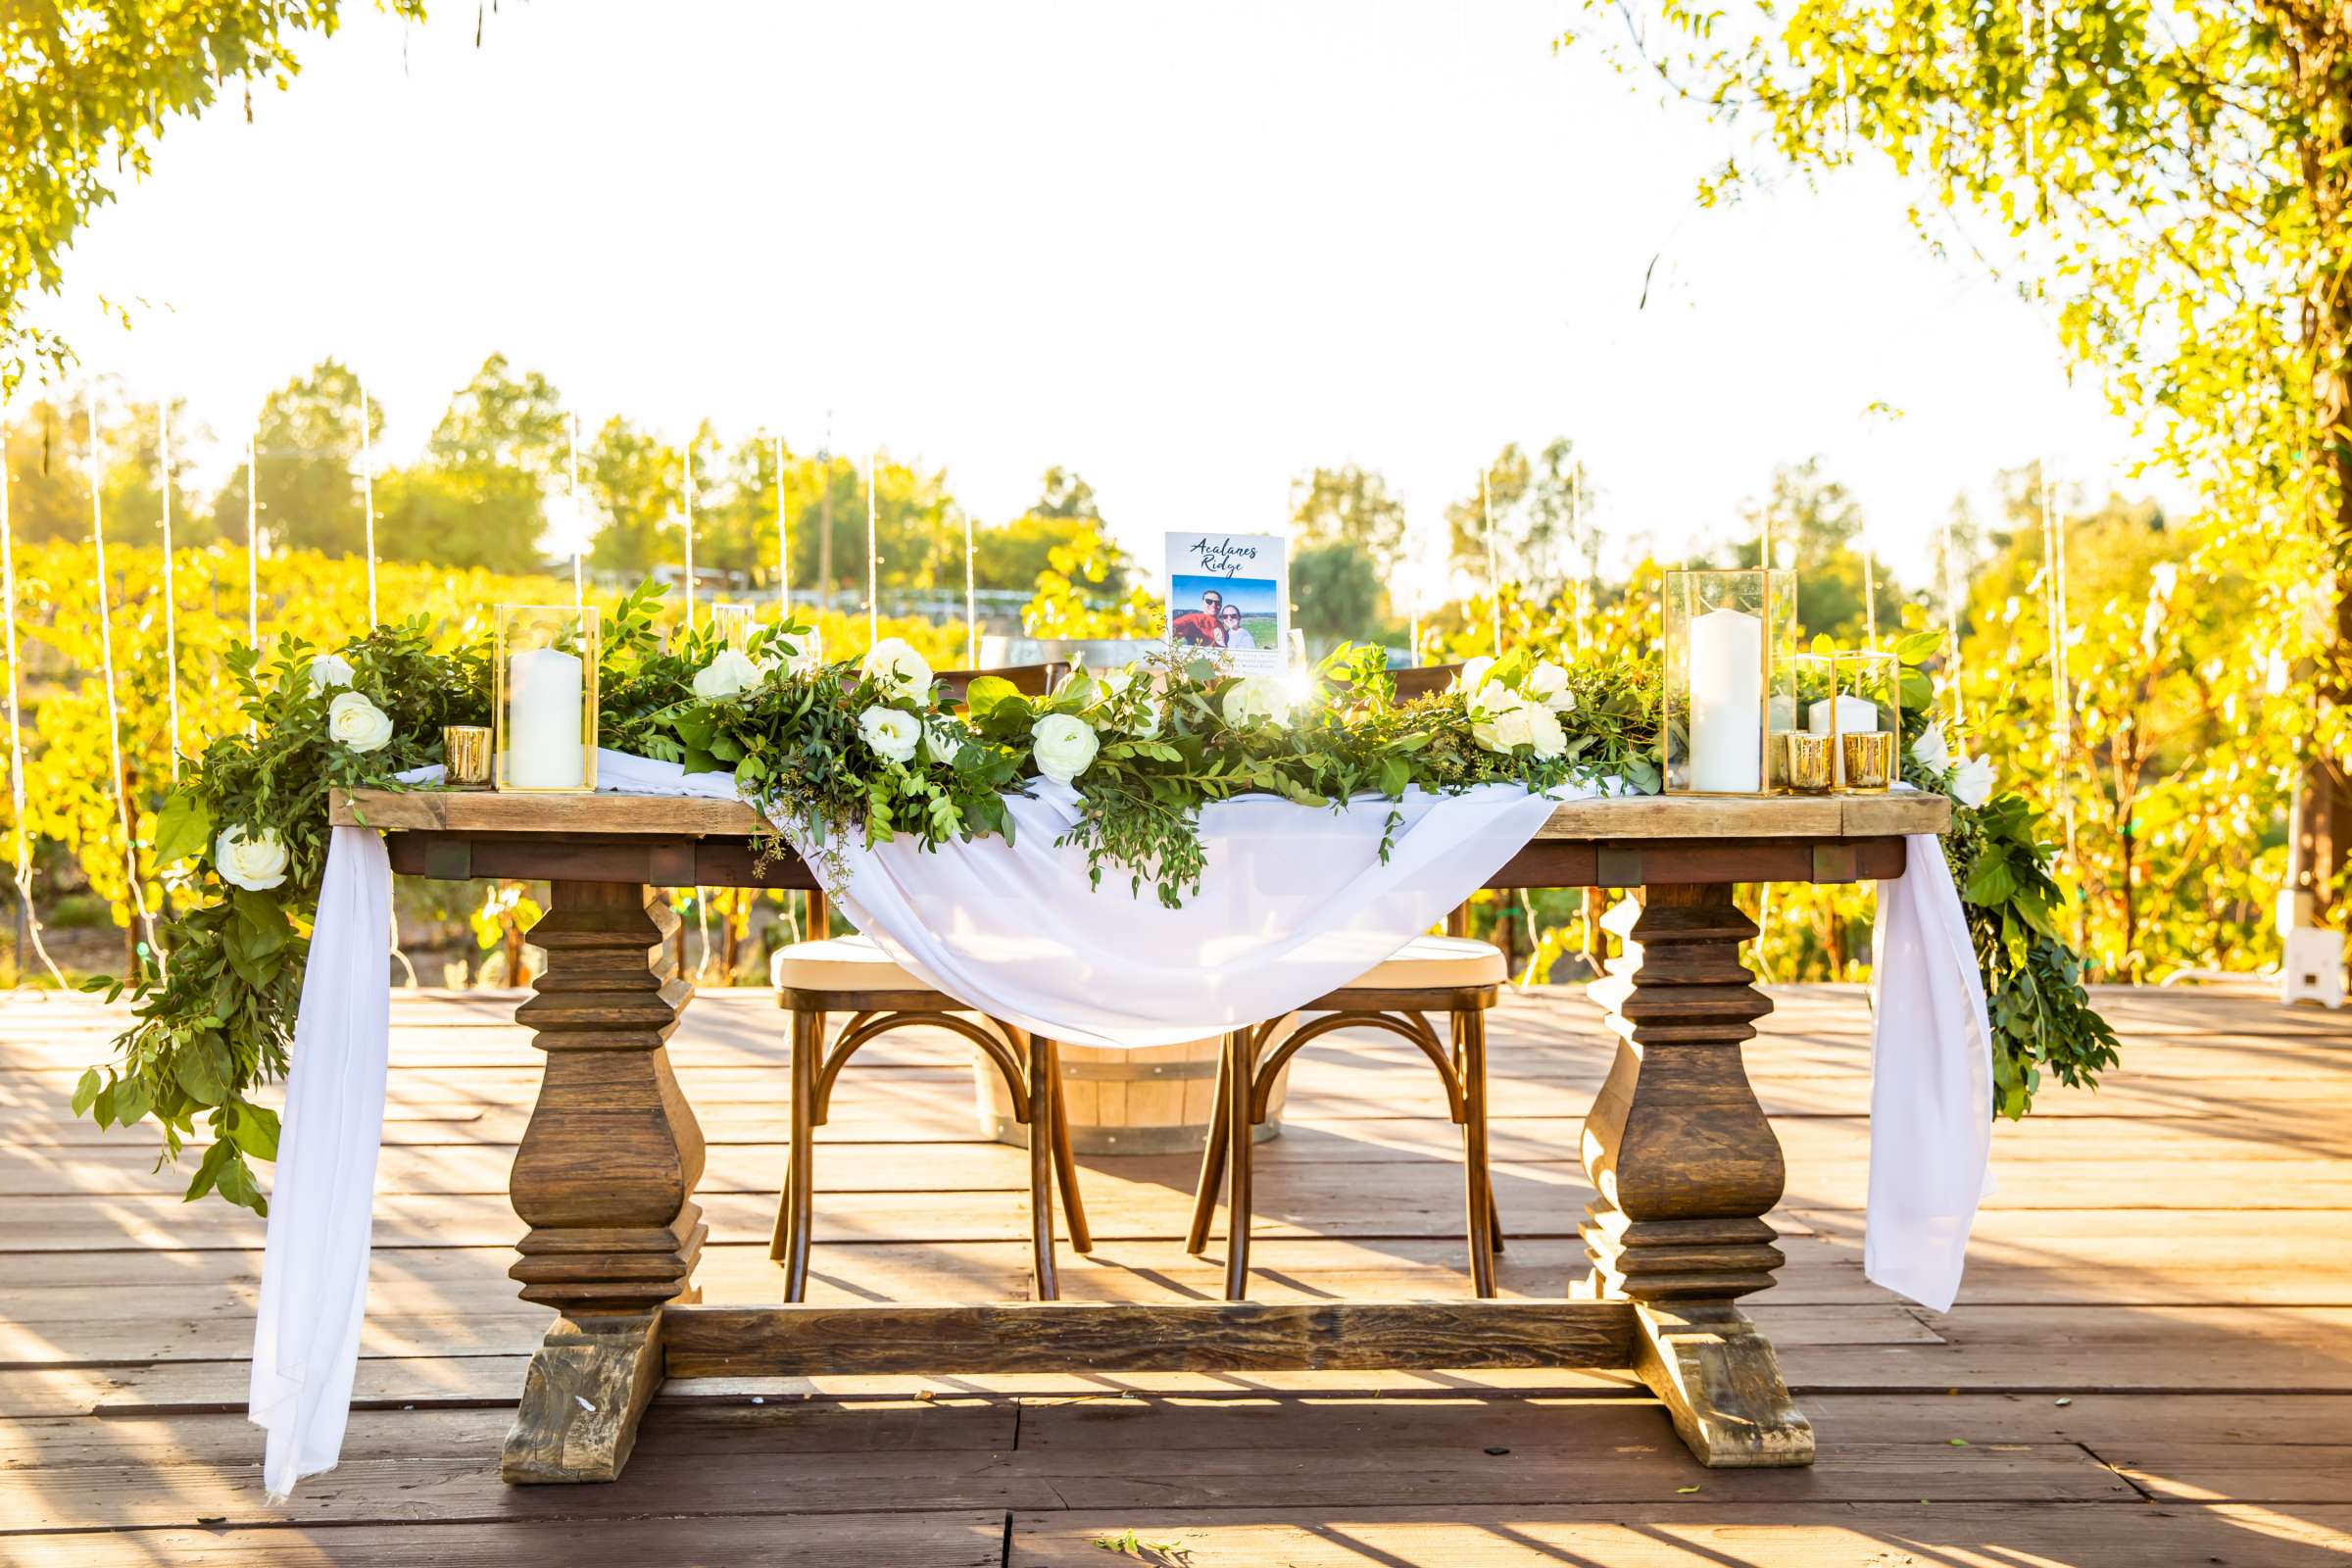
[442,724,492,788]
[1785,732,1835,794]
[1841,730,1895,790]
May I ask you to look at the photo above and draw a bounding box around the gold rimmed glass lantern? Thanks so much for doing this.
[710,602,757,656]
[493,605,599,794]
[1820,649,1899,792]
[1662,569,1797,795]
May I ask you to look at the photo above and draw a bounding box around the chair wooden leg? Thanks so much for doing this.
[1185,1037,1232,1256]
[1043,1038,1093,1253]
[772,1008,820,1301]
[1027,1034,1060,1301]
[1458,1005,1497,1298]
[1489,1172,1507,1253]
[1222,1027,1259,1302]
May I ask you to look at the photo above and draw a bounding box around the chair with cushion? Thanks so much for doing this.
[767,662,1091,1302]
[1187,661,1511,1301]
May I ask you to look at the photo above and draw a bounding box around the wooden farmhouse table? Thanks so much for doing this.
[329,785,1948,1484]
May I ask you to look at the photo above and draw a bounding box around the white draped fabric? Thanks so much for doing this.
[250,753,1992,1494]
[1864,831,1997,1312]
[248,824,394,1501]
[596,751,1568,1050]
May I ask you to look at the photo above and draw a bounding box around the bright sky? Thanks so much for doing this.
[27,0,2155,590]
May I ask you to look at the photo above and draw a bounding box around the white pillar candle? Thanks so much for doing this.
[1807,694,1881,736]
[507,646,585,789]
[1688,607,1763,793]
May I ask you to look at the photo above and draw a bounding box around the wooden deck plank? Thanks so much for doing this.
[4,980,2349,1558]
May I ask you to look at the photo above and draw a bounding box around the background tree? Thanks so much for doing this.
[0,2,431,391]
[970,512,1101,590]
[1567,0,2352,911]
[1292,463,1408,569]
[376,354,565,573]
[208,360,373,557]
[1446,443,1532,581]
[1032,466,1102,520]
[1291,539,1392,650]
[1719,458,1884,639]
[583,417,681,577]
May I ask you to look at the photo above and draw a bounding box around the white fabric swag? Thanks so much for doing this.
[251,752,1992,1498]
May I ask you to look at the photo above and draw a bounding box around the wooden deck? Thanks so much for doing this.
[3,982,2349,1564]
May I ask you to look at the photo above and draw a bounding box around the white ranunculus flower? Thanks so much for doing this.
[1911,722,1951,774]
[1950,753,1996,808]
[923,717,965,766]
[859,636,934,702]
[1463,679,1512,719]
[1527,660,1575,712]
[858,705,921,764]
[1221,673,1290,728]
[306,653,355,693]
[326,690,393,754]
[215,825,290,892]
[1031,712,1101,784]
[1454,656,1494,693]
[692,648,763,700]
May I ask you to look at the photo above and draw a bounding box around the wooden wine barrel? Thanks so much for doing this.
[975,1031,1291,1154]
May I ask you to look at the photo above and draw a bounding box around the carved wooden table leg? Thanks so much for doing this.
[501,881,707,1484]
[1576,882,1813,1468]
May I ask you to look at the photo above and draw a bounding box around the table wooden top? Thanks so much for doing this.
[331,786,1947,842]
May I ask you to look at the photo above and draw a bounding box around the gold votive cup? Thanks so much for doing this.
[1841,730,1895,791]
[1784,732,1835,794]
[443,724,493,788]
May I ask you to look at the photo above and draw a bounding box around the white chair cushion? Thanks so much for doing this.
[769,933,930,993]
[1348,934,1507,990]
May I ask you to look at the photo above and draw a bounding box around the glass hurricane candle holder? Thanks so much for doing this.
[1662,568,1796,795]
[1826,649,1899,792]
[442,724,492,788]
[710,603,756,656]
[494,605,599,794]
[1782,654,1836,793]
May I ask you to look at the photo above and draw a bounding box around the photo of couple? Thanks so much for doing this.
[1170,584,1267,650]
[1164,532,1288,674]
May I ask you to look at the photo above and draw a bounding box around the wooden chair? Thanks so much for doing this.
[768,662,1090,1302]
[1189,662,1506,1299]
[1186,933,1508,1300]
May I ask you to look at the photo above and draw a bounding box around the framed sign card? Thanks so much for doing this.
[1166,532,1288,675]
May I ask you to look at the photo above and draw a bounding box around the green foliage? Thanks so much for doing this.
[93,617,486,1215]
[1290,540,1393,650]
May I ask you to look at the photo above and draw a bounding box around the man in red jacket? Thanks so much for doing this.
[1171,588,1225,646]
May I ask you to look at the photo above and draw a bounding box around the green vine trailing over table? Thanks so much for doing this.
[73,589,2110,1213]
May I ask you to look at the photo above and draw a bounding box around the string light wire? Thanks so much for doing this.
[85,393,161,974]
[1,435,68,989]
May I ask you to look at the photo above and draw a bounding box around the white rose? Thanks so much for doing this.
[1527,660,1575,712]
[692,649,763,700]
[1464,679,1513,719]
[1031,712,1101,785]
[1472,691,1539,755]
[923,717,966,765]
[306,653,355,693]
[859,637,934,702]
[1454,656,1494,693]
[1911,723,1951,774]
[326,690,393,754]
[858,705,921,764]
[1950,753,1996,808]
[1222,674,1290,728]
[215,825,290,892]
[1523,702,1567,760]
